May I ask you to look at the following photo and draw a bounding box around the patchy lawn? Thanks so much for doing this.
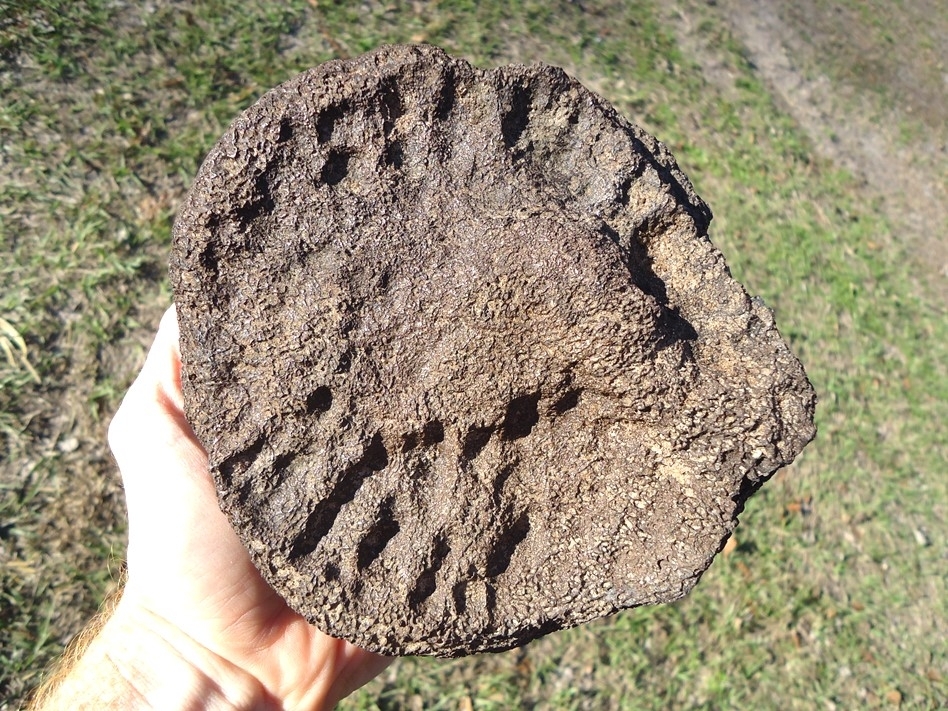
[2,1,945,708]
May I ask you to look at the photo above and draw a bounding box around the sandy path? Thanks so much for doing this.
[692,0,948,303]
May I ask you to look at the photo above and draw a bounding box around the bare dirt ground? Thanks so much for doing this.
[701,0,948,302]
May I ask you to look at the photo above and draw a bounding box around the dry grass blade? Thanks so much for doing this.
[0,316,41,384]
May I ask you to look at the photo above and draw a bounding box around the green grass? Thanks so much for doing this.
[1,0,946,708]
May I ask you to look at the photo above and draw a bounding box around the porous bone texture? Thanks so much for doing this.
[170,44,816,657]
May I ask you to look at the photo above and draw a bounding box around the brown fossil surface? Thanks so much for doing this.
[170,44,816,657]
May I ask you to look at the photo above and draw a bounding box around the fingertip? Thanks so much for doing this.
[155,304,184,410]
[140,304,184,411]
[159,303,180,347]
[109,304,188,459]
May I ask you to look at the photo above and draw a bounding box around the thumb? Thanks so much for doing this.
[108,305,222,581]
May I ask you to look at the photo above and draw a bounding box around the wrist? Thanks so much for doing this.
[36,596,274,711]
[110,599,274,710]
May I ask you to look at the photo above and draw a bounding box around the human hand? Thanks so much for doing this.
[36,305,391,710]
